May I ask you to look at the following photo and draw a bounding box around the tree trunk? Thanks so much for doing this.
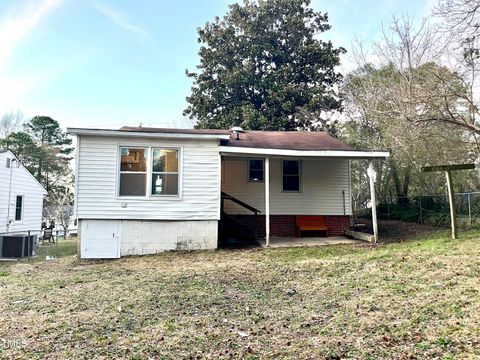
[391,161,411,205]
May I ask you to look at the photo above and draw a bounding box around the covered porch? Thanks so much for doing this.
[218,129,389,247]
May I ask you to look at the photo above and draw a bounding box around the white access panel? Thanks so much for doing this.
[81,220,120,259]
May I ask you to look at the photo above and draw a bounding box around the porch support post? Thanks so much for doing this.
[368,160,378,243]
[265,157,270,247]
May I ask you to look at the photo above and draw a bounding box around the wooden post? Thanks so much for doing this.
[265,157,270,247]
[220,195,224,241]
[419,196,423,224]
[21,236,25,259]
[27,230,31,261]
[445,170,457,239]
[468,192,472,226]
[422,163,474,239]
[368,160,378,243]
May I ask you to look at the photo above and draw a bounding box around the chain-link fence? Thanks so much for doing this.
[353,192,480,228]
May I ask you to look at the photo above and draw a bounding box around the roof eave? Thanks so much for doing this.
[1,149,48,192]
[67,128,231,140]
[219,146,390,158]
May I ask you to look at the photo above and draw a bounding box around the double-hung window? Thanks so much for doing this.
[118,146,180,197]
[248,159,264,182]
[151,148,179,196]
[282,160,301,192]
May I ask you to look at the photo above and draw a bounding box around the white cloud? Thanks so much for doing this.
[0,0,62,114]
[93,2,151,38]
[0,0,62,68]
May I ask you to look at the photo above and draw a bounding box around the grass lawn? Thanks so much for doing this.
[35,238,79,261]
[0,232,479,359]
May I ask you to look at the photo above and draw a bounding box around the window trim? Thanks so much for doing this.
[115,145,182,200]
[282,159,302,193]
[247,158,265,182]
[14,195,24,222]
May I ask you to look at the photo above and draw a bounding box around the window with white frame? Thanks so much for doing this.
[118,147,180,197]
[119,147,148,196]
[15,195,23,221]
[151,148,179,195]
[282,160,301,192]
[248,159,264,181]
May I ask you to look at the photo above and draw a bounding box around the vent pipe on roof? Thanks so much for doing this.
[231,126,244,140]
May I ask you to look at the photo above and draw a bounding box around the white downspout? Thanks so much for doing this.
[6,158,16,233]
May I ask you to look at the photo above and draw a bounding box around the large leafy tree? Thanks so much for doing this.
[184,0,345,131]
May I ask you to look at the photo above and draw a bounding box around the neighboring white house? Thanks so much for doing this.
[68,126,389,259]
[0,150,47,236]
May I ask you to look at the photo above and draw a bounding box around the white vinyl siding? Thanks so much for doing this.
[222,157,351,215]
[0,151,47,235]
[76,136,221,220]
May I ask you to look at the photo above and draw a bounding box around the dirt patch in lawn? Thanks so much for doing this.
[352,219,444,243]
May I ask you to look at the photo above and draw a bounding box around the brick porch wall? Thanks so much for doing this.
[233,215,350,237]
[324,216,351,236]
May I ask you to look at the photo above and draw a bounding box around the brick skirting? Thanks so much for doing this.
[233,215,351,237]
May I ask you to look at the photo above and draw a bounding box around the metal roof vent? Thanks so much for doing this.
[231,126,244,140]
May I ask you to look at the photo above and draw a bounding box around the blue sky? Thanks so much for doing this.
[0,0,434,129]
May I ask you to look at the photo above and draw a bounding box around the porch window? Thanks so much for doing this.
[15,195,23,221]
[119,147,147,196]
[248,159,264,182]
[282,160,301,192]
[151,148,179,195]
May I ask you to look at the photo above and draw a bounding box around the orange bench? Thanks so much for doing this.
[296,216,328,237]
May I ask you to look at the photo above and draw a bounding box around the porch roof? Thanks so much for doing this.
[219,146,389,158]
[220,130,389,158]
[222,130,353,150]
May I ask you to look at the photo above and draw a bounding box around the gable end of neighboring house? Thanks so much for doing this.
[0,150,47,236]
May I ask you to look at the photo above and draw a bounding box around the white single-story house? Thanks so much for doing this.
[67,126,388,259]
[0,149,47,236]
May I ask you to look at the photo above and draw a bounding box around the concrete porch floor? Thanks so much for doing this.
[259,236,362,248]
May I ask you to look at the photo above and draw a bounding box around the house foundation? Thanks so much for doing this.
[234,215,351,237]
[79,219,218,258]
